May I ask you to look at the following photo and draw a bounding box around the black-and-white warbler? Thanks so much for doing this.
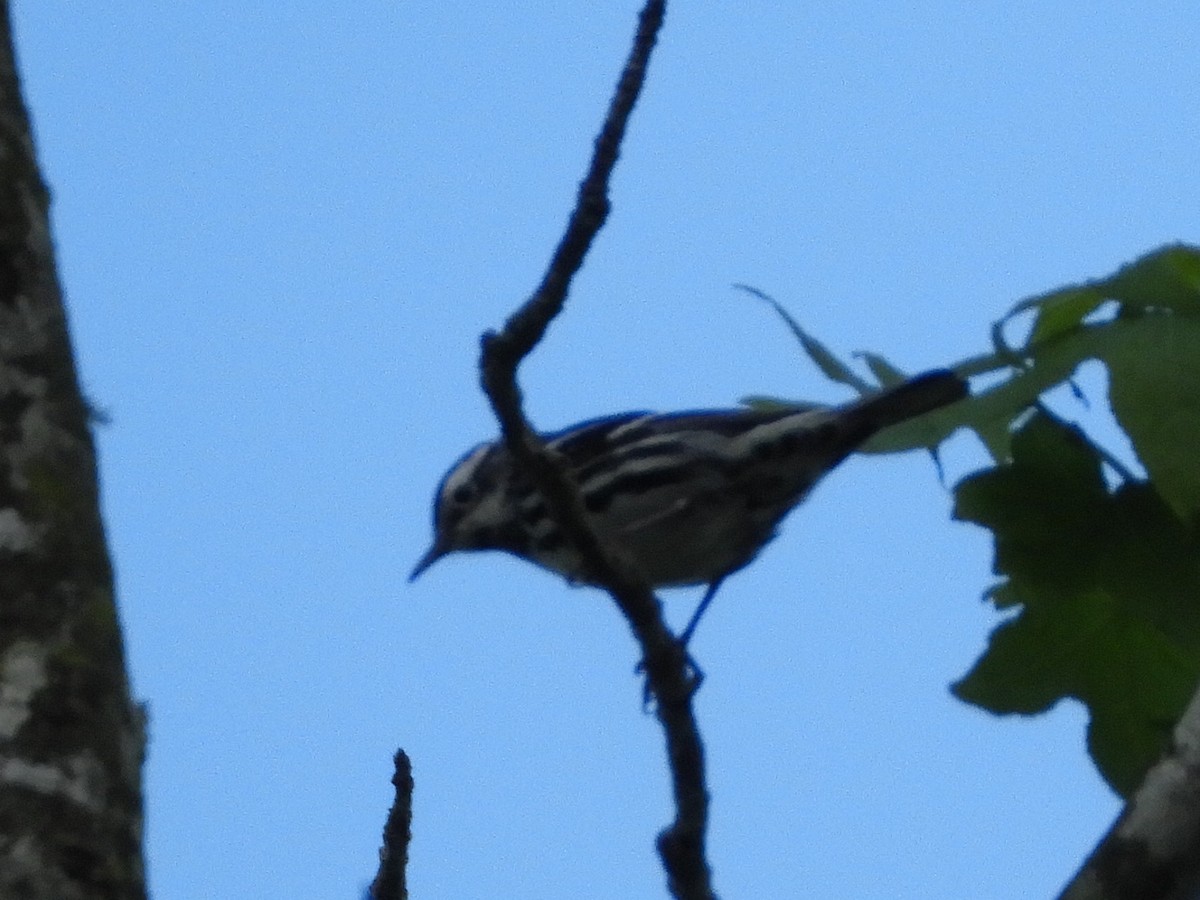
[412,369,966,641]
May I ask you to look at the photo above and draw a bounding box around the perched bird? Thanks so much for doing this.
[412,369,966,642]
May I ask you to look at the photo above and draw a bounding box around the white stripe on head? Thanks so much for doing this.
[440,443,494,498]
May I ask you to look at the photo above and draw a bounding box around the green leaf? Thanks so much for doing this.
[1102,243,1200,315]
[859,401,964,455]
[1016,244,1200,348]
[953,413,1200,796]
[734,284,872,392]
[1027,286,1107,346]
[953,590,1196,797]
[1106,316,1200,522]
[856,352,905,387]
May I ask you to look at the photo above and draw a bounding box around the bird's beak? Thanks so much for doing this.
[409,540,448,582]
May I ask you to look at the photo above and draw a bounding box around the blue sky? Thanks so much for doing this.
[13,4,1198,898]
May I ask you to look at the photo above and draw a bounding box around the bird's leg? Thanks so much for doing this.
[679,577,725,646]
[635,579,725,709]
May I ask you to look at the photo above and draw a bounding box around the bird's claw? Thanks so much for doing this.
[636,643,704,711]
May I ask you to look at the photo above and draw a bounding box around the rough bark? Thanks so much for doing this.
[0,4,148,897]
[1060,685,1200,900]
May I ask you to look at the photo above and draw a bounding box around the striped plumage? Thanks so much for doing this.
[412,369,966,640]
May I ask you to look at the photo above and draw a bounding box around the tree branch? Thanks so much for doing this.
[477,3,714,897]
[1059,683,1200,900]
[371,750,414,900]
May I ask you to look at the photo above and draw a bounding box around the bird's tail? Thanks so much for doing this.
[849,369,968,429]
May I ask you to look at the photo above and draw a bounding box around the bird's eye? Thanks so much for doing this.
[451,484,475,505]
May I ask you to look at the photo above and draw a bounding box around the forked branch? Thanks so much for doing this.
[477,3,715,897]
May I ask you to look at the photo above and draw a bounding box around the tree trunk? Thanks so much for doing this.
[0,3,147,897]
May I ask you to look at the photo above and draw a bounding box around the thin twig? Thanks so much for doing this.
[477,3,714,898]
[371,750,414,900]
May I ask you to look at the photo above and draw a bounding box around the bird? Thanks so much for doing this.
[411,368,966,643]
